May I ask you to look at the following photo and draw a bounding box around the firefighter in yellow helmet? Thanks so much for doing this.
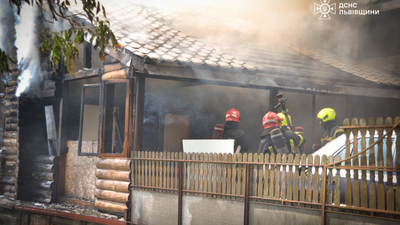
[312,108,344,151]
[277,113,305,154]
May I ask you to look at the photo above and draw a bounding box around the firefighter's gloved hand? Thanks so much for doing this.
[312,143,319,151]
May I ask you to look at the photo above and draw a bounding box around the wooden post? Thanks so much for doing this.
[376,117,385,211]
[395,117,400,212]
[333,155,342,211]
[359,118,368,212]
[368,117,377,209]
[343,118,352,211]
[351,118,360,213]
[385,117,394,213]
[287,154,294,206]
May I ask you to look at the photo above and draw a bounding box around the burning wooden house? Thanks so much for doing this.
[0,1,399,224]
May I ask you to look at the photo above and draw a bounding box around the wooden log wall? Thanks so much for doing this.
[2,54,20,200]
[18,155,59,203]
[95,158,131,214]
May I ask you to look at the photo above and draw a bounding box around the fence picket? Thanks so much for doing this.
[222,153,228,199]
[368,117,377,209]
[133,151,138,187]
[213,153,218,197]
[237,153,242,196]
[299,154,307,206]
[186,153,192,195]
[227,154,232,199]
[166,152,171,192]
[376,117,385,211]
[251,153,257,196]
[343,118,352,211]
[232,153,237,200]
[351,118,360,212]
[333,155,342,211]
[151,152,156,188]
[217,153,223,198]
[141,151,145,188]
[359,118,368,211]
[258,153,264,199]
[199,153,204,196]
[269,153,275,199]
[286,154,294,206]
[204,153,209,195]
[242,153,248,196]
[395,117,400,212]
[281,154,287,201]
[208,153,213,197]
[195,153,200,196]
[293,154,300,203]
[263,154,270,200]
[312,155,320,208]
[183,153,187,194]
[326,155,334,210]
[385,117,394,212]
[306,155,313,206]
[170,152,175,190]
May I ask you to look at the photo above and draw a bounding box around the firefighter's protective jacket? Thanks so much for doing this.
[320,123,344,146]
[258,127,304,154]
[223,121,249,153]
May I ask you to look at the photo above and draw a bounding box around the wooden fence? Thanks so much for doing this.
[131,116,400,224]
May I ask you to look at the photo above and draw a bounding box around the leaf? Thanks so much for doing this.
[99,51,105,62]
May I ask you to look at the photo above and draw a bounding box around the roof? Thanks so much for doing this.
[70,2,257,73]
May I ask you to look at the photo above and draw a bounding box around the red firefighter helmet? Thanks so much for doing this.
[262,111,282,129]
[225,108,241,122]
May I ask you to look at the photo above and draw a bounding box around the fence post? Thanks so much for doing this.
[178,161,183,225]
[321,165,327,225]
[244,163,251,225]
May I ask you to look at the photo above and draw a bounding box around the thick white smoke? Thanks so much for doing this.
[15,4,43,97]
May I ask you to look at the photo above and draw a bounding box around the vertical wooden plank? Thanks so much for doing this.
[166,152,171,192]
[376,117,385,211]
[199,153,205,197]
[163,152,167,192]
[351,118,360,212]
[313,155,320,208]
[326,155,333,210]
[152,152,156,187]
[306,155,313,205]
[237,153,243,196]
[183,152,187,193]
[177,152,182,192]
[242,153,248,196]
[250,153,256,197]
[395,116,400,212]
[141,151,145,188]
[269,153,275,199]
[194,153,200,196]
[343,118,352,210]
[155,152,159,189]
[186,153,192,194]
[359,118,368,211]
[368,117,377,209]
[286,154,294,206]
[204,153,209,194]
[227,154,233,198]
[144,151,149,187]
[299,154,307,206]
[275,154,282,200]
[333,155,342,211]
[170,152,175,190]
[258,153,264,198]
[159,152,163,190]
[213,153,218,197]
[293,154,300,203]
[208,153,214,197]
[263,154,270,200]
[134,151,138,188]
[217,153,223,198]
[232,153,237,200]
[281,153,287,201]
[222,153,228,199]
[191,153,196,195]
[385,117,394,212]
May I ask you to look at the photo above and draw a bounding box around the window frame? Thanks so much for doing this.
[99,79,132,158]
[78,83,102,156]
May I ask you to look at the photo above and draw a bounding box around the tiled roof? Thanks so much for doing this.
[70,2,257,73]
[284,42,400,87]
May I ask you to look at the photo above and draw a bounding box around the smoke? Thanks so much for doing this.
[15,4,43,97]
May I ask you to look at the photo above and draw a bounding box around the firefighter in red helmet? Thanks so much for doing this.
[222,108,249,153]
[258,111,304,155]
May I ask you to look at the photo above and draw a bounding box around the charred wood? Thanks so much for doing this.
[6,79,18,87]
[3,192,16,199]
[5,101,19,109]
[30,197,51,203]
[32,180,54,190]
[95,189,130,203]
[95,169,131,182]
[2,146,18,154]
[32,155,58,164]
[94,199,127,214]
[5,86,16,94]
[3,138,18,147]
[29,163,55,173]
[5,124,18,132]
[4,131,18,139]
[96,158,131,171]
[2,176,16,185]
[4,161,17,168]
[5,117,18,124]
[3,185,16,193]
[32,172,54,181]
[5,109,18,116]
[95,179,130,193]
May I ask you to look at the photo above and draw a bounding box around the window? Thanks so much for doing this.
[99,79,132,157]
[78,84,102,156]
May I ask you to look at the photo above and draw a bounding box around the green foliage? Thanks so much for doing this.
[0,0,118,74]
[0,49,15,73]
